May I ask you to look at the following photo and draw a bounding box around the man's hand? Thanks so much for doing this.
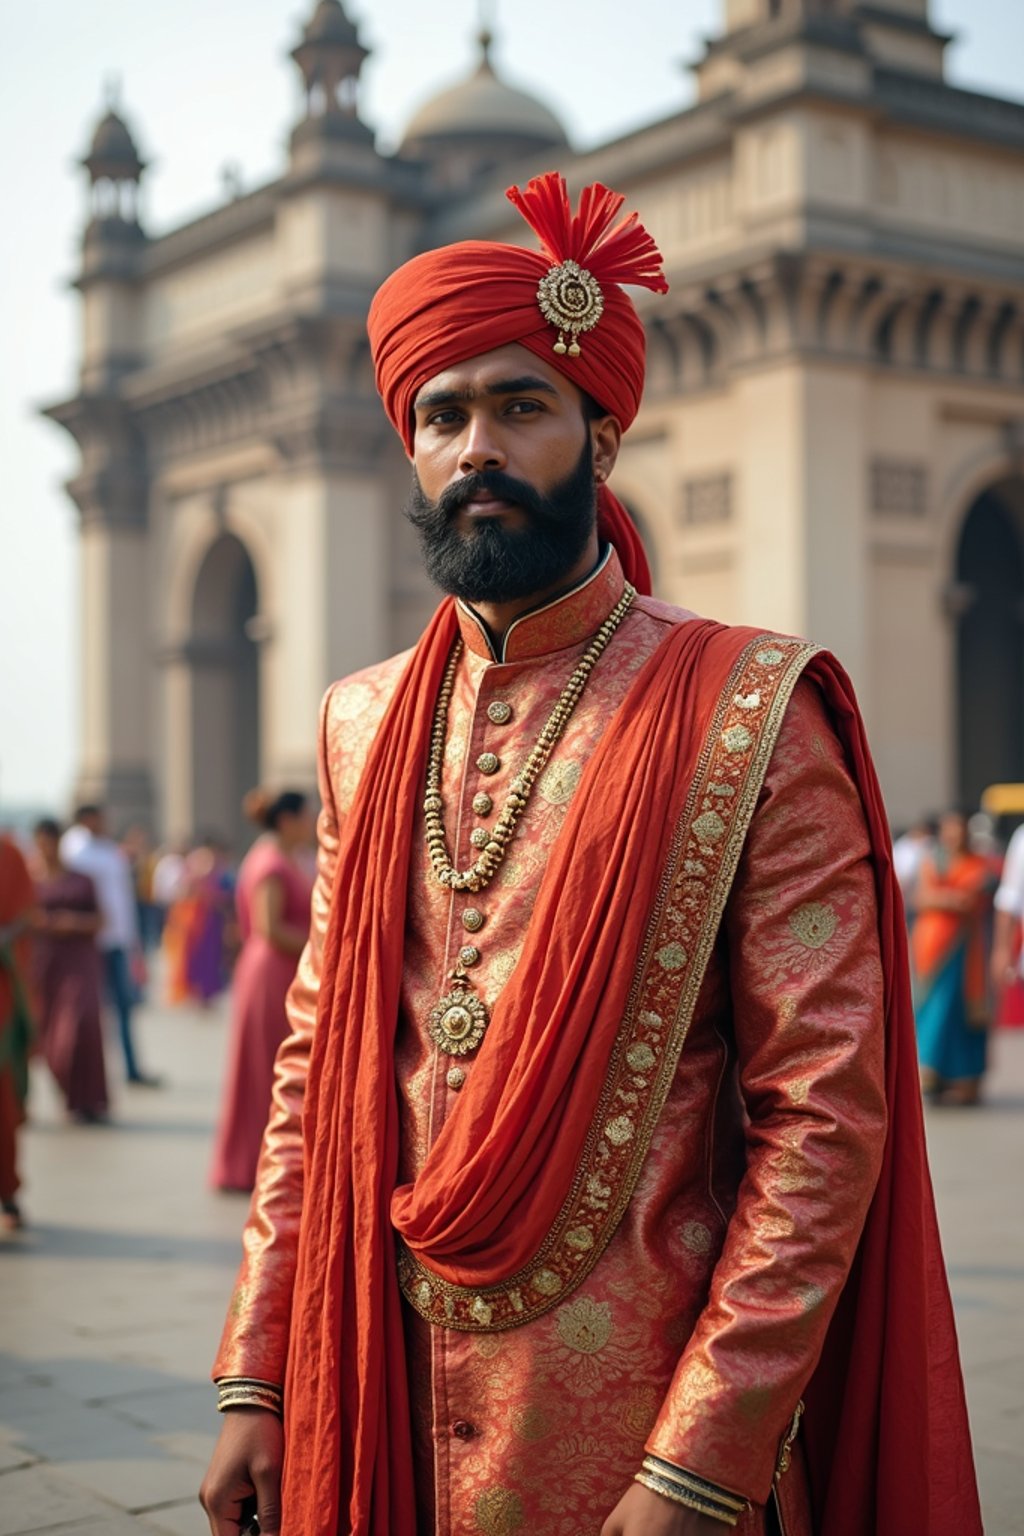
[601,1481,729,1535]
[200,1408,283,1535]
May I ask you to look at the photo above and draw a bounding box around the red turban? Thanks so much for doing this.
[367,172,669,594]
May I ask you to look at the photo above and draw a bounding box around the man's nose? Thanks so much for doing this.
[458,417,507,476]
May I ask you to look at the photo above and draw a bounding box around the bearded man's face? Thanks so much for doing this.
[405,437,596,603]
[408,344,615,604]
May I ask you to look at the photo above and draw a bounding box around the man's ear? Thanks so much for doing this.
[591,415,622,485]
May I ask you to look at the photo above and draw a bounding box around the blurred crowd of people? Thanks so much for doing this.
[0,788,314,1229]
[894,808,1024,1107]
[5,780,1023,1233]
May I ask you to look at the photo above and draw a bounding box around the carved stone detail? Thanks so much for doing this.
[646,257,1022,392]
[680,473,733,527]
[871,459,929,519]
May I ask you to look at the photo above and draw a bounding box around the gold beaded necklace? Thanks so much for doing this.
[425,582,636,1058]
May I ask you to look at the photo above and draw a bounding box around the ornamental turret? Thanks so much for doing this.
[290,0,372,141]
[82,96,146,227]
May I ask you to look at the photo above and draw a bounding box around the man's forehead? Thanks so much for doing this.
[414,344,573,405]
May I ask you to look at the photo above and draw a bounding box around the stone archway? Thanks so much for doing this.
[955,477,1024,809]
[190,534,261,853]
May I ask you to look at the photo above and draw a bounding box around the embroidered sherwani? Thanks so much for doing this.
[216,549,887,1536]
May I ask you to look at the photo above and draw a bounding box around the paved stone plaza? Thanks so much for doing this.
[1,996,1021,1534]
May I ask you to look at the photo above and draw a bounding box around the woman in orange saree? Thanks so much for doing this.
[911,809,994,1104]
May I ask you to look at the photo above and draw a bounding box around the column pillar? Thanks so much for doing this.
[75,500,154,829]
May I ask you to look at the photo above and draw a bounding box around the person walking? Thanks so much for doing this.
[208,792,313,1192]
[912,809,994,1105]
[61,805,158,1086]
[992,819,1024,1023]
[0,831,35,1231]
[30,819,109,1123]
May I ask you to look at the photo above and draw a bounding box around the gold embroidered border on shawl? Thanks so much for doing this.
[398,634,819,1332]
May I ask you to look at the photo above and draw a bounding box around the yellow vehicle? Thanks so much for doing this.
[980,784,1024,818]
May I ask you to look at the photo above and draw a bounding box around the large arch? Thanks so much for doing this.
[954,476,1024,809]
[190,533,261,852]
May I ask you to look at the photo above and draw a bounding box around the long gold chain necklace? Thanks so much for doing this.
[425,582,636,1058]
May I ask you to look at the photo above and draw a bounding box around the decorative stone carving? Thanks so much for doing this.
[871,459,928,519]
[680,473,733,527]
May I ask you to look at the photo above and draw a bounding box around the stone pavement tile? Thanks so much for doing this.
[47,1454,206,1516]
[0,1463,122,1535]
[1,1392,168,1466]
[106,1384,219,1437]
[0,1382,71,1430]
[139,1500,209,1536]
[38,1521,155,1536]
[975,1445,1024,1536]
[37,1360,177,1405]
[0,1441,36,1475]
[152,1431,217,1467]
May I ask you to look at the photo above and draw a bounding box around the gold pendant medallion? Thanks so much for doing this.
[428,986,490,1057]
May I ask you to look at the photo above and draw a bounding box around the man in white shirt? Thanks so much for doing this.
[61,806,159,1086]
[891,815,936,917]
[993,821,1024,993]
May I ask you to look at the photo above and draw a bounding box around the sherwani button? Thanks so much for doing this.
[487,701,513,725]
[477,752,500,775]
[473,792,493,816]
[462,908,485,933]
[447,1067,467,1091]
[451,1419,475,1439]
[470,827,490,849]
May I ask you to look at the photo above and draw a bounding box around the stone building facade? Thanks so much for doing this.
[46,0,1024,847]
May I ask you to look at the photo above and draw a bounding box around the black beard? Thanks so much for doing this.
[404,438,597,604]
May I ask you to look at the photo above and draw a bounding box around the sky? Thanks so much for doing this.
[1,0,1022,811]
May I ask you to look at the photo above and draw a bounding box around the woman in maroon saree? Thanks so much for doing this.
[31,819,109,1123]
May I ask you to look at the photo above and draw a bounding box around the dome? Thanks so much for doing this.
[83,109,144,182]
[401,34,567,154]
[89,111,141,167]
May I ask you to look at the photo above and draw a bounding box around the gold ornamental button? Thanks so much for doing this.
[462,908,485,933]
[472,792,493,817]
[487,701,513,725]
[459,945,480,967]
[470,827,490,849]
[476,752,500,775]
[447,1066,467,1091]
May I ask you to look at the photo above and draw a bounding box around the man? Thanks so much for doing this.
[992,819,1024,1006]
[62,805,157,1086]
[891,812,937,918]
[201,174,979,1536]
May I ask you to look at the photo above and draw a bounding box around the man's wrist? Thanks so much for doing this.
[635,1456,748,1527]
[215,1377,284,1417]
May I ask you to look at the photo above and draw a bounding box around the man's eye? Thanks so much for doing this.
[427,410,461,427]
[507,400,542,415]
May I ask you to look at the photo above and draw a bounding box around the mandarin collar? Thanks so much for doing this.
[456,547,626,664]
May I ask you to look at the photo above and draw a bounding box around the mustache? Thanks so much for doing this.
[429,470,553,525]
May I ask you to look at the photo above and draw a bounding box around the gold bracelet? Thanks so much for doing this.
[216,1378,284,1417]
[641,1456,747,1515]
[635,1471,741,1527]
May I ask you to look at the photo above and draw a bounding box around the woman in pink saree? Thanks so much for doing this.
[208,791,314,1191]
